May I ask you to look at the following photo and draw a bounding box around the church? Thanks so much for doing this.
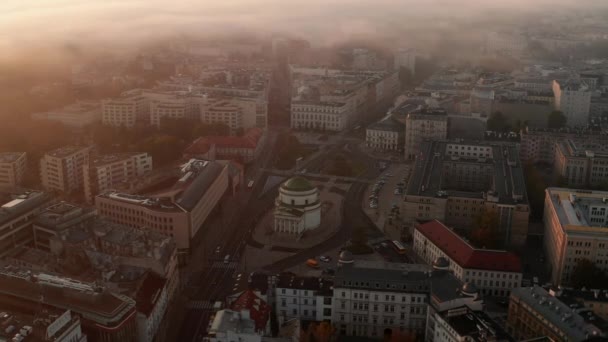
[273,177,321,235]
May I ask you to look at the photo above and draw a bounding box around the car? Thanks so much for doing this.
[320,256,332,262]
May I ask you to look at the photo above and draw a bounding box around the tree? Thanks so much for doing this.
[470,208,501,248]
[570,259,608,289]
[547,110,567,129]
[301,321,336,342]
[486,111,511,132]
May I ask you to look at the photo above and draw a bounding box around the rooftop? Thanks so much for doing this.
[184,128,265,155]
[230,290,271,332]
[45,146,90,159]
[0,189,50,226]
[416,220,522,272]
[0,152,25,164]
[334,261,431,293]
[134,272,167,317]
[0,307,82,342]
[406,140,527,206]
[441,307,513,341]
[90,153,149,168]
[367,114,405,133]
[557,139,608,158]
[546,188,608,234]
[276,273,333,295]
[511,286,607,340]
[34,201,96,231]
[281,177,315,192]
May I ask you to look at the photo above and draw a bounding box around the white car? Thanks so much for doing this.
[319,256,331,262]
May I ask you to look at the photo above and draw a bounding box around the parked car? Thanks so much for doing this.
[320,256,332,262]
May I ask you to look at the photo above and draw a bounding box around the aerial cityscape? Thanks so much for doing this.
[3,0,608,341]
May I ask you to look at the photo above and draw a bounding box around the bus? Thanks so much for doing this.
[306,259,320,269]
[391,240,406,254]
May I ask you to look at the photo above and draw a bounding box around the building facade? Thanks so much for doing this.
[183,128,266,163]
[0,152,27,188]
[102,90,150,127]
[291,101,350,132]
[40,146,91,193]
[404,108,448,160]
[274,177,321,235]
[365,115,404,151]
[554,139,608,188]
[83,153,153,203]
[543,188,608,285]
[413,220,522,297]
[274,273,333,323]
[552,79,591,127]
[32,101,101,128]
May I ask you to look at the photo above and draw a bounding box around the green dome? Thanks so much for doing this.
[282,177,315,192]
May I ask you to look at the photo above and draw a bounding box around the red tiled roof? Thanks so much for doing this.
[416,220,521,273]
[184,128,264,155]
[230,289,271,332]
[135,272,167,317]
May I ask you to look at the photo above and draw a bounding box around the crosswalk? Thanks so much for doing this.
[187,300,214,310]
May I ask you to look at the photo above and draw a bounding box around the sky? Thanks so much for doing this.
[0,0,598,58]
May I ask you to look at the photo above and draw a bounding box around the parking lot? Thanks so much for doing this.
[371,240,411,263]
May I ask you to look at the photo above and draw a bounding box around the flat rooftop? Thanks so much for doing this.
[512,286,607,340]
[546,188,608,236]
[90,152,148,167]
[0,189,50,226]
[276,273,333,295]
[557,139,608,158]
[442,308,513,341]
[0,152,25,164]
[34,201,95,231]
[45,146,89,158]
[407,140,527,206]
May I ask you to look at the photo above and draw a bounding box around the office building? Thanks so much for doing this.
[433,306,512,342]
[0,188,51,258]
[508,286,607,341]
[0,267,137,342]
[0,152,27,188]
[404,107,449,160]
[404,141,530,247]
[413,220,522,297]
[0,308,87,342]
[150,93,205,127]
[96,159,228,262]
[554,139,608,188]
[183,128,266,163]
[543,188,608,285]
[102,90,151,127]
[40,146,91,193]
[32,101,101,128]
[552,79,591,127]
[83,153,153,203]
[274,273,333,323]
[366,115,404,151]
[519,127,608,165]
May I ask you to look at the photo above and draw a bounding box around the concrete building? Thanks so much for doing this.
[0,152,27,188]
[331,258,483,340]
[554,139,608,188]
[274,273,333,323]
[519,127,608,165]
[150,93,205,127]
[543,188,608,285]
[32,201,96,251]
[32,101,101,128]
[0,308,87,342]
[83,153,153,203]
[404,107,449,161]
[0,268,138,342]
[394,48,416,75]
[433,306,512,342]
[365,115,404,151]
[404,141,530,247]
[183,128,266,163]
[508,286,607,341]
[413,220,522,297]
[40,146,91,194]
[0,188,50,258]
[552,79,591,127]
[291,101,350,132]
[96,159,229,262]
[273,177,321,235]
[469,87,495,116]
[102,90,151,127]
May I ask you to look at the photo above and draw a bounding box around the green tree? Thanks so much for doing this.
[486,111,511,132]
[571,259,608,288]
[547,110,567,129]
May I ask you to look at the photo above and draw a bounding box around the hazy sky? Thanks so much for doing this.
[0,0,596,56]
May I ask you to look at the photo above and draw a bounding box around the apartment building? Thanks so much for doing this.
[519,127,608,164]
[404,141,530,247]
[0,188,51,258]
[32,101,101,128]
[552,79,591,127]
[96,159,228,262]
[394,48,416,74]
[83,152,153,203]
[403,107,448,160]
[554,139,608,188]
[274,273,333,324]
[413,220,522,297]
[102,90,151,127]
[150,93,205,127]
[365,115,404,151]
[291,101,350,131]
[0,152,27,188]
[508,286,607,341]
[331,259,483,340]
[543,188,608,285]
[40,146,91,193]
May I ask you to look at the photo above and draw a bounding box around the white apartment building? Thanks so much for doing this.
[552,79,591,127]
[365,115,404,151]
[543,188,608,286]
[102,90,151,127]
[40,146,91,193]
[291,101,350,132]
[404,108,448,160]
[275,273,333,324]
[0,152,27,188]
[150,94,205,127]
[83,152,152,203]
[394,48,416,74]
[413,220,522,298]
[32,101,102,128]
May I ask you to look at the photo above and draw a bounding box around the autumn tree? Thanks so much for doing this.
[470,208,501,249]
[571,259,608,289]
[547,110,567,129]
[301,321,336,342]
[486,111,511,132]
